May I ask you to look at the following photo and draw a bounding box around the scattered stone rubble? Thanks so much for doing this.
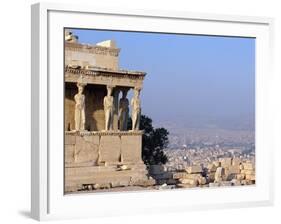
[149,157,255,189]
[149,165,176,185]
[173,165,207,188]
[77,157,255,192]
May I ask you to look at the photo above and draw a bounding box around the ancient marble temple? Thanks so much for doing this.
[64,30,155,193]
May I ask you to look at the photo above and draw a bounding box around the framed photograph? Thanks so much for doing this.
[31,2,274,221]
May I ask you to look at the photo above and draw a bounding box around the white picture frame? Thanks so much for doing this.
[31,2,274,221]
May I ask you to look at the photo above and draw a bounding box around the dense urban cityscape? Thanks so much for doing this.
[164,126,254,169]
[147,125,255,189]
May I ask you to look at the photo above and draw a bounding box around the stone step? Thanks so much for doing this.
[65,167,148,177]
[65,163,147,170]
[66,171,148,182]
[66,175,132,185]
[65,166,118,174]
[65,177,155,193]
[66,167,148,177]
[65,165,147,173]
[65,174,151,188]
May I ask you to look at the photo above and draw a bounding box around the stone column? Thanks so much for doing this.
[113,89,120,131]
[119,89,129,131]
[131,88,141,131]
[74,82,86,131]
[103,85,115,131]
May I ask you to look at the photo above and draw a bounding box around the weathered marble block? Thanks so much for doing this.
[186,165,202,174]
[232,158,242,166]
[241,169,255,175]
[65,134,76,145]
[65,145,75,163]
[236,173,246,180]
[213,161,220,167]
[227,165,241,174]
[215,167,225,183]
[246,174,255,181]
[243,162,255,170]
[207,164,217,172]
[65,132,143,165]
[220,158,232,167]
[121,135,142,163]
[179,178,198,186]
[75,135,99,163]
[99,135,120,163]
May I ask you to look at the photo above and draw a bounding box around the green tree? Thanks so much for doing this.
[128,115,169,165]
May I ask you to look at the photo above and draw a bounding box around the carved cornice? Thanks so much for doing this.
[65,130,144,136]
[65,67,146,80]
[65,42,120,57]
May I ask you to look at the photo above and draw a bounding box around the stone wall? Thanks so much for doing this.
[64,131,150,193]
[65,131,143,165]
[121,134,142,163]
[65,42,119,70]
[65,134,99,164]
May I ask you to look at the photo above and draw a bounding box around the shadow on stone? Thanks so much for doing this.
[148,164,176,188]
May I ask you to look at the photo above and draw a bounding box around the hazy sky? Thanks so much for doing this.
[71,29,255,130]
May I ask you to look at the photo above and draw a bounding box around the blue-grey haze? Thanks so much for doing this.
[71,29,255,130]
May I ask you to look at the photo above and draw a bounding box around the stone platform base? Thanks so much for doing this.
[65,162,156,193]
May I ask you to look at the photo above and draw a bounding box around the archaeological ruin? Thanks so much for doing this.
[64,30,155,193]
[64,30,255,193]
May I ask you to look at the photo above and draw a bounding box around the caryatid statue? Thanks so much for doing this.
[131,88,141,131]
[119,89,129,131]
[104,86,114,131]
[74,82,86,131]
